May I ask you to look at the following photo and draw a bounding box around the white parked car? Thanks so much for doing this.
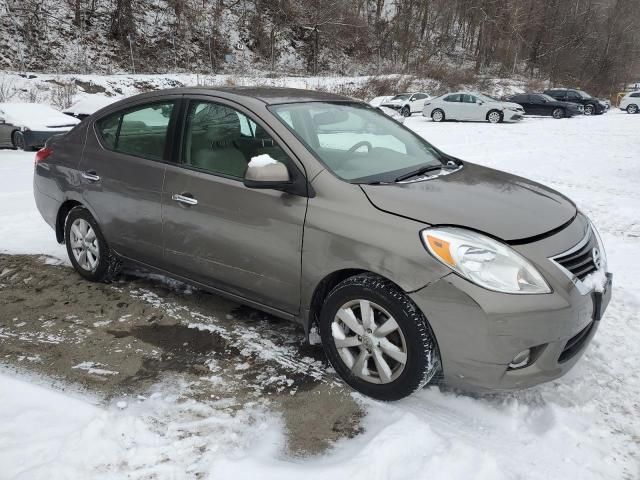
[619,92,640,114]
[423,92,525,123]
[381,92,431,117]
[368,96,391,107]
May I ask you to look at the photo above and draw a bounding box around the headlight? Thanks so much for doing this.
[421,227,551,294]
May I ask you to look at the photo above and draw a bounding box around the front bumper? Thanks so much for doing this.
[503,111,524,122]
[410,215,612,392]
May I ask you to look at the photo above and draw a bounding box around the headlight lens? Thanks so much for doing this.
[421,227,551,294]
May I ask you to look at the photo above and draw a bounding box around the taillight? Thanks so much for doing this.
[35,147,53,163]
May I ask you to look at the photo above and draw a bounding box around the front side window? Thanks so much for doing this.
[269,102,442,183]
[461,94,476,104]
[182,101,290,178]
[444,94,461,102]
[96,102,174,160]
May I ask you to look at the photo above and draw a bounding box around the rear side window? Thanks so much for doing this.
[96,102,175,161]
[631,93,640,98]
[444,94,461,102]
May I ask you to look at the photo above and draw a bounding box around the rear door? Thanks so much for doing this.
[410,93,428,113]
[80,97,180,265]
[441,94,462,119]
[161,96,308,314]
[528,95,547,115]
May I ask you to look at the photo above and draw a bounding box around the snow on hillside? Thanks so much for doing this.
[1,99,639,478]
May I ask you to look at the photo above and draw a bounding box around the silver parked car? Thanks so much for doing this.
[33,87,612,400]
[424,92,525,123]
[0,103,79,150]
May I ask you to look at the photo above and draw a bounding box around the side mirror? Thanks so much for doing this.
[244,156,291,189]
[477,100,484,105]
[0,119,5,125]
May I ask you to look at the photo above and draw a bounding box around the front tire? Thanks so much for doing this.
[64,206,119,282]
[487,110,502,123]
[431,109,445,122]
[584,104,595,115]
[401,106,411,117]
[319,274,440,401]
[627,104,638,114]
[552,107,565,119]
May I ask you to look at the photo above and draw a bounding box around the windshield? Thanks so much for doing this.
[475,93,499,102]
[390,94,411,101]
[269,102,443,183]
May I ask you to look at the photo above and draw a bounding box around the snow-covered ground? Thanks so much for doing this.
[1,110,639,479]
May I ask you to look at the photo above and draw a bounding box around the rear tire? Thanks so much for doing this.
[431,109,445,122]
[319,273,440,401]
[12,131,25,150]
[627,104,638,114]
[487,110,502,123]
[552,107,565,119]
[64,206,120,282]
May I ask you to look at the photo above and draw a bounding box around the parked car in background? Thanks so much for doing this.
[0,103,80,150]
[619,91,640,114]
[33,87,611,400]
[368,96,391,107]
[543,88,607,115]
[424,92,525,123]
[381,92,431,117]
[506,93,584,119]
[63,96,117,120]
[376,105,406,123]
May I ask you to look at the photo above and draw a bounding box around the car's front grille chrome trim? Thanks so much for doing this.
[550,228,599,295]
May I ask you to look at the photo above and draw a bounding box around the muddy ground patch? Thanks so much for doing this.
[0,254,364,455]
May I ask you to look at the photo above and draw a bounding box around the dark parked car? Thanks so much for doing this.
[507,93,584,119]
[0,103,79,150]
[543,89,607,115]
[33,87,612,400]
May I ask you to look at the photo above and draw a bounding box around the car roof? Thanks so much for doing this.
[116,86,353,106]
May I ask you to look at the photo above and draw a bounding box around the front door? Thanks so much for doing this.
[161,98,307,314]
[80,98,179,264]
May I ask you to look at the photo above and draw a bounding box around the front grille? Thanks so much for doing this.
[558,321,594,363]
[553,229,598,280]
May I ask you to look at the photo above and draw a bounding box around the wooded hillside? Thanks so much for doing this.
[2,0,639,95]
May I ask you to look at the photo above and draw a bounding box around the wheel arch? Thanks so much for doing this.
[306,268,405,336]
[486,109,503,122]
[55,200,84,243]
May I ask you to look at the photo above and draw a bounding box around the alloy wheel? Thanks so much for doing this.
[488,111,501,123]
[584,104,594,115]
[70,218,100,271]
[402,107,411,117]
[628,105,638,114]
[432,110,443,122]
[331,299,407,384]
[552,108,563,119]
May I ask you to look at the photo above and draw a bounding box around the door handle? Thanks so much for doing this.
[81,171,100,182]
[172,193,198,206]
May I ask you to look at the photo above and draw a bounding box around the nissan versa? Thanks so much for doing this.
[33,87,612,400]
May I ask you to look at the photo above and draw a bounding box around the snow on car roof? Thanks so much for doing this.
[0,103,80,129]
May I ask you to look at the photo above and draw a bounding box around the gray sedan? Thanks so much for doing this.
[33,87,612,400]
[0,103,79,150]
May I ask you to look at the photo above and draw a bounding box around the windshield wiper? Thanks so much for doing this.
[394,164,446,182]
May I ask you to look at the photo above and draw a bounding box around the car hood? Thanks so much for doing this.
[382,99,406,105]
[361,163,577,242]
